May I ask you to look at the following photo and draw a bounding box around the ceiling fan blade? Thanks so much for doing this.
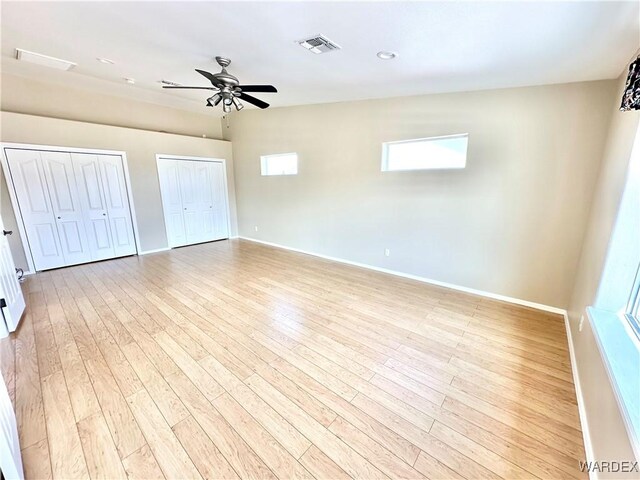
[195,68,218,85]
[239,93,270,109]
[162,85,218,90]
[238,85,277,93]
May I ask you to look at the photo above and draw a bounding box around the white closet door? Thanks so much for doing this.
[71,153,115,261]
[98,155,136,257]
[41,151,92,266]
[178,161,203,244]
[193,160,216,243]
[157,158,229,248]
[209,162,229,240]
[5,149,65,270]
[157,159,186,247]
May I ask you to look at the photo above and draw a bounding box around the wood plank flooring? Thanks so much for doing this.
[0,239,587,479]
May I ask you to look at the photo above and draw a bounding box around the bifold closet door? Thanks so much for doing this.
[72,153,116,261]
[40,152,93,266]
[98,155,137,257]
[72,153,137,259]
[157,159,187,247]
[5,148,137,271]
[208,161,229,240]
[180,160,226,245]
[6,149,82,270]
[177,160,202,245]
[158,158,229,248]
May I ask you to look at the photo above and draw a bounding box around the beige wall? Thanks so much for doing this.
[567,71,640,471]
[226,80,616,309]
[0,112,237,270]
[1,74,222,139]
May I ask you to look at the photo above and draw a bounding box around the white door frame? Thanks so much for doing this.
[0,142,142,273]
[155,154,232,247]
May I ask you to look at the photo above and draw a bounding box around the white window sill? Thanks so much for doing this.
[587,307,640,460]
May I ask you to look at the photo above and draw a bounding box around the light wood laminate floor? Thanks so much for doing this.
[0,239,586,479]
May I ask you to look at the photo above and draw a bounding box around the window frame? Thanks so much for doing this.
[625,263,640,340]
[381,133,469,172]
[260,152,298,176]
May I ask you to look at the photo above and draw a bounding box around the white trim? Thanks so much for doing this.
[586,308,640,463]
[0,142,142,272]
[238,236,566,315]
[564,312,597,480]
[120,152,143,255]
[0,142,127,156]
[0,147,36,273]
[155,154,233,248]
[138,247,171,255]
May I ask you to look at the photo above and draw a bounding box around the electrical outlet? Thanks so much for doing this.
[384,248,390,257]
[254,226,259,232]
[579,315,584,332]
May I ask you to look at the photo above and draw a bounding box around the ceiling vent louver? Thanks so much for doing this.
[159,79,182,87]
[297,35,341,54]
[15,48,76,71]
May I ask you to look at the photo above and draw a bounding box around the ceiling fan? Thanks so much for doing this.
[162,56,277,113]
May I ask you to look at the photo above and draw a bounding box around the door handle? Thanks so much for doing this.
[2,230,12,236]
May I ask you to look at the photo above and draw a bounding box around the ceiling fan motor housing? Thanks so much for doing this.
[214,71,239,88]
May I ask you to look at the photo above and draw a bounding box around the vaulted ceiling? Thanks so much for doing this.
[2,1,638,116]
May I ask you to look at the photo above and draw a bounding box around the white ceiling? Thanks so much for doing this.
[2,1,639,116]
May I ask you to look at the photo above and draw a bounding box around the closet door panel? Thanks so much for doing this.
[194,161,215,242]
[178,161,201,243]
[157,159,186,247]
[209,162,229,240]
[34,225,61,258]
[98,156,136,256]
[5,149,65,270]
[41,151,91,266]
[71,153,115,261]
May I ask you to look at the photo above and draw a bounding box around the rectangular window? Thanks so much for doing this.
[382,134,469,172]
[260,153,298,176]
[626,263,640,339]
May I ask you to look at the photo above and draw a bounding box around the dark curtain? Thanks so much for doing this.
[620,55,640,111]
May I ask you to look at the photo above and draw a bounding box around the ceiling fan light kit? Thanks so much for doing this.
[163,56,277,113]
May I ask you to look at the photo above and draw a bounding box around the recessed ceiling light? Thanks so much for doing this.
[124,77,135,84]
[97,57,115,64]
[377,51,397,60]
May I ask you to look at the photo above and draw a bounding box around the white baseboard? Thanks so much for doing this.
[563,313,596,480]
[237,236,566,316]
[138,247,170,255]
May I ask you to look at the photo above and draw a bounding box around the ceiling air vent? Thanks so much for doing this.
[297,35,341,54]
[15,48,76,71]
[159,79,182,87]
